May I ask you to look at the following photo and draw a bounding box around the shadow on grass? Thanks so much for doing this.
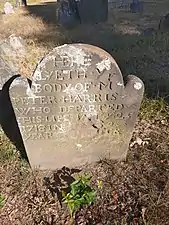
[25,2,169,100]
[26,1,57,24]
[0,75,29,161]
[44,166,81,205]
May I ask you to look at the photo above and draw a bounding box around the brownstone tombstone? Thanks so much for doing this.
[9,44,144,169]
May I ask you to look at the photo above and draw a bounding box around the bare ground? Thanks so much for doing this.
[1,111,169,225]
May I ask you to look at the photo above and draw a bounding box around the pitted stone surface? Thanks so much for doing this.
[9,44,144,169]
[0,35,26,89]
[0,57,17,89]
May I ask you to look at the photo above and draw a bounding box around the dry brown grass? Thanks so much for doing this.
[0,9,45,40]
[0,9,48,76]
[0,7,66,77]
[0,113,169,224]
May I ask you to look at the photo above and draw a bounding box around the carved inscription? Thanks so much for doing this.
[11,64,132,140]
[11,51,132,141]
[12,70,130,139]
[9,44,144,169]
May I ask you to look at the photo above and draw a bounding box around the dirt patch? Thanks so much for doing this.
[0,116,169,225]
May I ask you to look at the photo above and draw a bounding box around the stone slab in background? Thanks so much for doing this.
[57,0,108,26]
[4,2,14,14]
[0,35,27,89]
[108,0,131,10]
[9,44,144,170]
[158,13,169,32]
[130,1,144,13]
[0,57,17,89]
[56,0,81,28]
[142,27,156,36]
[76,0,108,23]
[0,34,26,57]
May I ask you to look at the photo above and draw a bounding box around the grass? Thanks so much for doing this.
[0,0,169,224]
[140,98,169,120]
[1,1,169,97]
[0,0,15,12]
[0,7,65,77]
[0,0,41,11]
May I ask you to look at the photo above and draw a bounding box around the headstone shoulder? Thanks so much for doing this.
[9,43,144,170]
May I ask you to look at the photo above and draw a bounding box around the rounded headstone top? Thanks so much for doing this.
[32,44,122,83]
[9,43,144,169]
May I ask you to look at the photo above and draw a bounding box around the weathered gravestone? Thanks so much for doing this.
[9,44,144,170]
[142,27,156,36]
[0,57,17,89]
[57,0,108,26]
[118,0,130,9]
[158,13,169,32]
[4,2,14,14]
[76,0,108,23]
[0,35,26,58]
[130,0,144,13]
[56,0,80,28]
[0,35,26,89]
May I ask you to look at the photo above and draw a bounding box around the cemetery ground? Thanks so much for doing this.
[1,0,169,224]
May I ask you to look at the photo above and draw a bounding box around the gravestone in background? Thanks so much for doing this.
[0,57,17,89]
[0,35,26,89]
[0,34,26,58]
[4,2,14,14]
[9,44,144,170]
[57,0,108,26]
[130,0,144,13]
[76,0,108,23]
[56,0,80,28]
[158,13,169,32]
[142,27,156,36]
